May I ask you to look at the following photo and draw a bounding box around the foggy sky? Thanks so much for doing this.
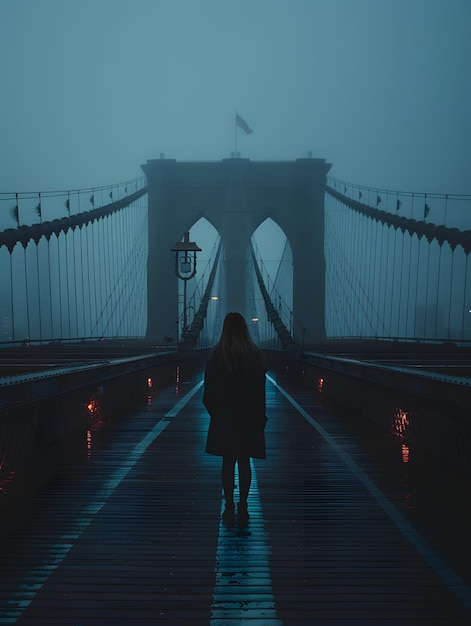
[1,0,470,196]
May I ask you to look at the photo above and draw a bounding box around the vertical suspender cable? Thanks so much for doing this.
[447,247,455,342]
[343,200,350,335]
[64,192,72,338]
[106,214,112,336]
[46,236,54,338]
[380,223,388,336]
[414,236,421,339]
[406,230,414,339]
[111,213,117,336]
[9,247,15,342]
[367,215,374,335]
[366,212,373,334]
[423,194,431,339]
[22,243,31,340]
[324,198,331,335]
[120,209,126,335]
[372,219,380,337]
[367,214,375,335]
[128,204,134,334]
[118,210,124,336]
[360,211,366,334]
[126,206,132,336]
[396,226,406,339]
[423,240,432,339]
[413,195,421,338]
[89,223,96,336]
[85,223,93,338]
[86,204,93,337]
[71,203,78,338]
[461,252,469,344]
[350,213,361,337]
[93,220,100,336]
[350,207,356,335]
[323,197,331,335]
[109,214,116,336]
[354,210,361,334]
[114,212,121,336]
[115,211,122,336]
[114,212,120,336]
[112,212,121,337]
[345,204,356,335]
[435,241,444,339]
[36,192,43,340]
[79,223,86,339]
[389,227,397,338]
[56,234,63,337]
[35,238,43,341]
[104,216,111,336]
[335,197,345,335]
[78,190,86,338]
[124,207,130,335]
[96,218,103,336]
[65,230,71,338]
[105,215,112,335]
[97,218,103,337]
[339,198,346,335]
[355,211,361,334]
[123,206,129,336]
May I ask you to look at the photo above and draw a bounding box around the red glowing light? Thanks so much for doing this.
[393,408,410,437]
[86,396,100,419]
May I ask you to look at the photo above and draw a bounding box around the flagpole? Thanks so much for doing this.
[234,111,238,158]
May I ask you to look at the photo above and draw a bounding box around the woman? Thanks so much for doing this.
[203,312,267,527]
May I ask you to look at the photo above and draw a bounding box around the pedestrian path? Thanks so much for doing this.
[0,370,470,625]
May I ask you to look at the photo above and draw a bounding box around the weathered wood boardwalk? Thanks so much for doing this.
[0,370,470,625]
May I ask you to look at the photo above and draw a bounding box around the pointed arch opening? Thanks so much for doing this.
[178,217,221,345]
[250,218,293,347]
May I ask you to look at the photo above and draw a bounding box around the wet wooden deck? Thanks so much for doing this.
[0,370,470,625]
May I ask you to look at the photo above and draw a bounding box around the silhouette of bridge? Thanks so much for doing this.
[0,156,470,623]
[1,156,470,347]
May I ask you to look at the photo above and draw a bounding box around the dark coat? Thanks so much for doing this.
[203,353,267,459]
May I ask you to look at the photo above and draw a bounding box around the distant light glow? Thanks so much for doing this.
[393,408,410,437]
[175,366,180,394]
[87,396,100,419]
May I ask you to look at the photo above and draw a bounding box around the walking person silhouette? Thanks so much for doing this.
[203,312,267,528]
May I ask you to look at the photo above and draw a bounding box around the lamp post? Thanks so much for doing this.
[171,231,201,339]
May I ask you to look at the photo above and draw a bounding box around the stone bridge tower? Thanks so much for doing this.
[142,156,331,346]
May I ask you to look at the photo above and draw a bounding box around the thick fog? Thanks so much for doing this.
[0,0,470,196]
[0,0,470,344]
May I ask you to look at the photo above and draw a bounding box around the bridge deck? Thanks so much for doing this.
[0,370,470,625]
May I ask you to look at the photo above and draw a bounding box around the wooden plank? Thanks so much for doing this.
[0,374,469,624]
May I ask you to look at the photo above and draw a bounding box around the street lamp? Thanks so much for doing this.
[171,231,201,338]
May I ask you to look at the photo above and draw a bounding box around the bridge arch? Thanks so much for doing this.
[180,217,221,339]
[142,157,331,345]
[251,218,293,342]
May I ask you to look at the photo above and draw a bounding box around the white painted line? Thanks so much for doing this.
[211,460,283,625]
[267,374,471,612]
[1,381,203,624]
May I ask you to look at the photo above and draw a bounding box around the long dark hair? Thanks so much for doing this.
[212,312,262,377]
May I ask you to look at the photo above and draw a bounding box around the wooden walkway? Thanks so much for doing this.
[0,370,470,625]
